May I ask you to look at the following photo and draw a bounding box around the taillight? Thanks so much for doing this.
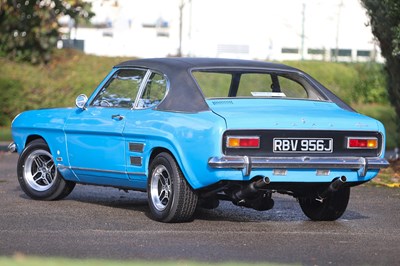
[226,136,260,148]
[346,137,378,149]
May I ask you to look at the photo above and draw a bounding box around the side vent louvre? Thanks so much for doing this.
[212,101,234,105]
[129,143,145,153]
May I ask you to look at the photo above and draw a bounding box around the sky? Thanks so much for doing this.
[79,0,377,59]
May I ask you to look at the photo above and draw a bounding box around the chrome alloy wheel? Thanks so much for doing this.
[150,165,172,211]
[23,149,57,192]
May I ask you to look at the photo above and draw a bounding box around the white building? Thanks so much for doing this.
[62,0,382,62]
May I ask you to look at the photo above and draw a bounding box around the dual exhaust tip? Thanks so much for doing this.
[233,175,273,211]
[234,175,270,201]
[235,174,347,203]
[317,175,347,202]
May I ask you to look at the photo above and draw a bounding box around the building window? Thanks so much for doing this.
[307,48,325,55]
[331,49,352,57]
[281,48,299,54]
[357,50,371,57]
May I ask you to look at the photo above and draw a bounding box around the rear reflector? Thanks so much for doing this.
[347,137,378,149]
[227,136,260,148]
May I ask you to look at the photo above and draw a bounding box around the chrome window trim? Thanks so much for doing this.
[132,70,170,110]
[132,69,152,109]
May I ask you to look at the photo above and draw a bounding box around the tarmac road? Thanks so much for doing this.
[1,151,400,265]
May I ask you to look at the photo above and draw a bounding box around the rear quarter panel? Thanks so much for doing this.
[123,109,227,189]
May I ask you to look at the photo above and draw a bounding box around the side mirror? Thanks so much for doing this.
[75,94,88,110]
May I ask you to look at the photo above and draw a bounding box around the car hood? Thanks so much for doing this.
[207,99,380,131]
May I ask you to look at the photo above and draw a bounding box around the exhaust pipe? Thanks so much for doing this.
[234,176,270,201]
[316,176,347,202]
[233,176,274,211]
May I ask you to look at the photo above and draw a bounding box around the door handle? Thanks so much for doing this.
[111,114,124,121]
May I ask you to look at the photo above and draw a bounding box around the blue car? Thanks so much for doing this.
[9,58,389,222]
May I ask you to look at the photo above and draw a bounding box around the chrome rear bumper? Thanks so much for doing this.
[208,156,389,177]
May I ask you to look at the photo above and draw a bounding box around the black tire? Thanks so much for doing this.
[17,139,75,200]
[147,152,198,223]
[299,186,350,221]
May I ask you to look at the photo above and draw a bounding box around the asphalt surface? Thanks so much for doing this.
[1,151,400,265]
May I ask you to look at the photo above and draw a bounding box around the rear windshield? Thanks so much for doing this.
[192,70,326,101]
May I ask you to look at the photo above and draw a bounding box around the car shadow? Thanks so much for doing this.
[193,197,369,223]
[67,192,149,213]
[16,185,369,223]
[18,185,149,213]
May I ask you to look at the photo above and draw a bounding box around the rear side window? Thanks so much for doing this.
[137,72,168,109]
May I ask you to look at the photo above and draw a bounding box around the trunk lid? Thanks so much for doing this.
[207,99,378,131]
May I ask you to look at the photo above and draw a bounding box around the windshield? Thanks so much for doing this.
[192,70,327,101]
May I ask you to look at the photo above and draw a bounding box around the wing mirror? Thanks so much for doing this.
[75,94,88,110]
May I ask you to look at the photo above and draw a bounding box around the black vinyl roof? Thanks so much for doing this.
[115,57,296,72]
[114,58,352,113]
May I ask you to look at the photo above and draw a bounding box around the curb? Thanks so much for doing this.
[370,181,400,188]
[0,142,9,152]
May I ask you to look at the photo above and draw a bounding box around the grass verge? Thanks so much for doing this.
[0,256,285,266]
[373,159,400,188]
[0,127,11,141]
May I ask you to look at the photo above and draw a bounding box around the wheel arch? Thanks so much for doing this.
[147,147,199,222]
[148,146,197,190]
[15,134,48,154]
[16,135,76,200]
[25,135,46,146]
[149,147,172,164]
[22,135,63,164]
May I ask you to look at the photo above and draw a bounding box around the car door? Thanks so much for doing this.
[64,68,148,183]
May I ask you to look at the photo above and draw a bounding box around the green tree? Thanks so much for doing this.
[361,0,400,144]
[0,0,93,64]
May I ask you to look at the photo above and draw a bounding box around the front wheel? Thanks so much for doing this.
[148,152,198,223]
[17,139,75,200]
[299,186,350,221]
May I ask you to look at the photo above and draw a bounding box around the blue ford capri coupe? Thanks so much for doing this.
[9,58,389,222]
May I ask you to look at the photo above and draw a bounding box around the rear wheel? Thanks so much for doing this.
[148,152,198,223]
[299,186,350,221]
[17,139,75,200]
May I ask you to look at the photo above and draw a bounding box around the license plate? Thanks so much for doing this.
[273,138,333,153]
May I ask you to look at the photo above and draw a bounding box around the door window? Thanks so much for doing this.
[91,69,147,108]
